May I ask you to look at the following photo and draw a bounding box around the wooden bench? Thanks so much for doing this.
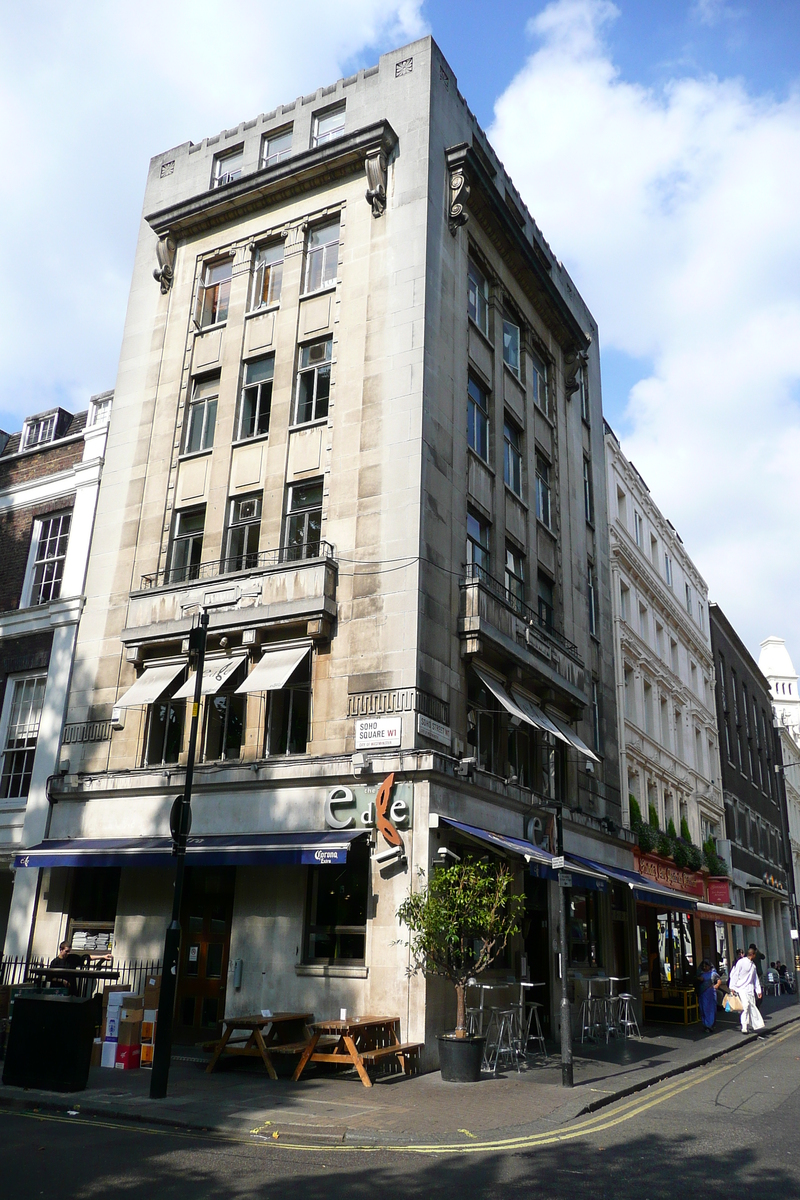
[359,1041,422,1075]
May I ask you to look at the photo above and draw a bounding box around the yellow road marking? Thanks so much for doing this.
[3,1024,798,1157]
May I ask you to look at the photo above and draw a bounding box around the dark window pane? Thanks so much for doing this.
[201,998,219,1027]
[181,997,196,1026]
[206,943,223,978]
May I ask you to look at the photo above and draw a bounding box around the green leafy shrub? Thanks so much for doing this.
[630,796,642,826]
[680,816,692,843]
[648,804,660,830]
[703,838,728,876]
[667,818,678,839]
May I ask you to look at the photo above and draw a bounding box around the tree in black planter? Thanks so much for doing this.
[396,856,524,1048]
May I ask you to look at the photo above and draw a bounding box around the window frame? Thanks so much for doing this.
[23,510,72,607]
[0,674,47,802]
[283,479,324,562]
[467,260,489,336]
[466,510,490,581]
[260,125,293,168]
[311,104,346,148]
[183,379,218,456]
[502,318,521,377]
[588,560,598,637]
[249,241,284,311]
[634,510,643,547]
[303,218,340,294]
[503,417,523,497]
[143,680,186,768]
[211,147,243,189]
[504,544,524,611]
[223,493,262,573]
[195,257,233,329]
[583,456,594,525]
[168,506,206,584]
[467,377,489,462]
[537,570,555,630]
[22,414,57,450]
[294,338,332,426]
[266,652,312,756]
[535,452,552,529]
[236,356,274,442]
[303,835,368,966]
[531,350,549,418]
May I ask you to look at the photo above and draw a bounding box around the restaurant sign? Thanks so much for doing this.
[324,779,412,831]
[706,878,731,906]
[635,851,705,898]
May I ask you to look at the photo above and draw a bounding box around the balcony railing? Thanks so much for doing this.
[139,541,335,591]
[463,562,579,658]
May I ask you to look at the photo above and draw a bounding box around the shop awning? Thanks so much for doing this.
[544,711,600,763]
[472,667,532,726]
[568,853,697,913]
[696,901,762,927]
[14,830,364,869]
[509,688,569,742]
[173,655,247,699]
[236,645,309,694]
[114,663,185,708]
[438,818,607,889]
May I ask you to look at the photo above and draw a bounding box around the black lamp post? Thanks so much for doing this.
[556,803,573,1087]
[150,610,209,1099]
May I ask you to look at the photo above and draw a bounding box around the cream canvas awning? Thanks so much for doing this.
[546,710,600,763]
[510,688,571,743]
[235,645,310,694]
[114,663,185,709]
[472,666,531,725]
[173,655,247,699]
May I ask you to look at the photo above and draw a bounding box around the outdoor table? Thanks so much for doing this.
[292,1015,413,1088]
[26,967,120,999]
[206,1012,312,1080]
[467,980,516,1035]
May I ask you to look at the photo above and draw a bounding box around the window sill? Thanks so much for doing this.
[295,963,368,978]
[468,314,493,350]
[537,518,556,539]
[467,446,493,474]
[505,484,527,509]
[300,282,338,301]
[288,417,329,434]
[503,362,524,391]
[178,448,213,463]
[245,303,281,319]
[232,433,270,448]
[194,321,227,336]
[533,401,554,427]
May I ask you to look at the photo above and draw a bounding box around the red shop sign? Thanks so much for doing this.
[635,851,705,897]
[706,878,731,906]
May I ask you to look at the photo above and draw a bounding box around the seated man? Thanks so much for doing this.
[48,941,84,996]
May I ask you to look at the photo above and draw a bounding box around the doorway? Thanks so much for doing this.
[174,867,235,1044]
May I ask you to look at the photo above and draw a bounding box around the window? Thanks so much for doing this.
[284,480,323,561]
[212,148,243,188]
[22,414,57,449]
[731,671,740,725]
[718,655,728,711]
[580,368,590,424]
[467,260,489,335]
[588,561,597,636]
[650,534,658,566]
[675,709,684,759]
[503,419,522,496]
[303,219,339,293]
[237,356,273,440]
[295,339,332,424]
[503,320,520,376]
[466,511,490,581]
[592,680,601,754]
[467,378,489,461]
[567,889,601,967]
[660,696,670,749]
[617,486,627,527]
[664,552,673,587]
[619,580,629,621]
[267,652,311,755]
[223,494,262,572]
[467,672,500,775]
[29,512,71,605]
[537,571,554,629]
[531,351,548,417]
[655,622,664,657]
[304,835,368,964]
[88,394,112,427]
[1,676,46,799]
[261,126,292,167]
[169,507,205,583]
[690,662,698,695]
[196,259,232,328]
[685,582,693,616]
[634,510,643,547]
[643,679,654,736]
[670,639,679,674]
[505,545,524,610]
[624,665,635,721]
[535,453,551,528]
[202,688,245,762]
[250,242,284,310]
[583,457,594,524]
[695,726,704,774]
[697,602,705,631]
[312,104,345,147]
[183,377,218,454]
[639,603,649,644]
[144,679,185,767]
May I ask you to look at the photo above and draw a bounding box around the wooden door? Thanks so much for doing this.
[174,867,235,1044]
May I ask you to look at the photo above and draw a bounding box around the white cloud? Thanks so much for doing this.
[489,0,800,658]
[0,0,425,427]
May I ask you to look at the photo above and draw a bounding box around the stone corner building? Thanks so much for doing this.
[8,38,634,1057]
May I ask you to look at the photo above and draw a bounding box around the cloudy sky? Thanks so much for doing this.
[1,0,798,665]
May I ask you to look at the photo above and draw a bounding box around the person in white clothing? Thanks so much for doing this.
[728,947,764,1033]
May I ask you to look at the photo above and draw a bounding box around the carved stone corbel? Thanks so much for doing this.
[448,166,470,235]
[563,347,588,398]
[365,150,388,218]
[153,233,177,293]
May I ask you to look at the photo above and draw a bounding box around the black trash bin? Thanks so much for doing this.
[2,994,96,1091]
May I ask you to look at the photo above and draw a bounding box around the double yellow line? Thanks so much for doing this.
[4,1023,798,1157]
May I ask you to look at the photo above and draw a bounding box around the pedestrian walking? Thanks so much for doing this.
[728,947,764,1033]
[697,960,721,1032]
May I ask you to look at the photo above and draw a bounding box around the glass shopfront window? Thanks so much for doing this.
[568,888,602,967]
[304,837,368,964]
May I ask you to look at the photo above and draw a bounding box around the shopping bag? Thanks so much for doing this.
[724,994,743,1012]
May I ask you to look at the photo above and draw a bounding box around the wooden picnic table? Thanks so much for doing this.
[292,1015,420,1088]
[206,1012,313,1080]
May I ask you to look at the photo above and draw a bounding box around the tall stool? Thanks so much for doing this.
[483,1008,520,1074]
[524,1000,548,1058]
[617,993,641,1039]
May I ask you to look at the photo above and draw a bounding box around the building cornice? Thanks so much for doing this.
[0,456,102,514]
[0,595,85,637]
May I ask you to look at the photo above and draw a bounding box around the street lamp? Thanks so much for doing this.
[555,803,573,1088]
[150,610,209,1099]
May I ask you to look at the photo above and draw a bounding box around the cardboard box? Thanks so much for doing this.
[101,1040,118,1069]
[105,1014,119,1040]
[140,1043,154,1067]
[118,1019,141,1047]
[115,1043,141,1070]
[103,985,133,1009]
[90,1038,103,1068]
[141,1021,155,1043]
[143,976,161,1009]
[119,1004,143,1022]
[143,1008,158,1025]
[106,990,138,1010]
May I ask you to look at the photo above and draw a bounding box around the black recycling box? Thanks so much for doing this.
[3,994,95,1091]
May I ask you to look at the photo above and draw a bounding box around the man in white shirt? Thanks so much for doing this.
[728,947,764,1033]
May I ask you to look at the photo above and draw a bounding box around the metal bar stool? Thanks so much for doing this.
[617,993,641,1039]
[523,1000,548,1058]
[483,1008,520,1074]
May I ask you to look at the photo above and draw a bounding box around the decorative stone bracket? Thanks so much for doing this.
[448,164,470,235]
[365,150,388,218]
[563,346,589,398]
[153,233,177,293]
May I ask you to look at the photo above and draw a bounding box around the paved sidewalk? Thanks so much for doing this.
[1,995,798,1146]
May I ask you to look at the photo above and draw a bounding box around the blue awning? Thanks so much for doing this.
[439,818,607,891]
[568,853,698,913]
[13,830,364,869]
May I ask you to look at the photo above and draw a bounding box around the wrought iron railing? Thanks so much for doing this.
[462,562,579,658]
[0,954,161,995]
[139,541,335,591]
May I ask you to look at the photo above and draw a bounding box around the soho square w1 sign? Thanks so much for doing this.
[354,716,401,748]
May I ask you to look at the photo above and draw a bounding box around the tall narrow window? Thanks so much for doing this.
[634,510,643,547]
[467,377,489,461]
[29,512,71,605]
[1,676,46,799]
[503,419,522,496]
[685,582,693,616]
[237,357,273,440]
[695,726,704,774]
[304,836,368,964]
[537,571,554,629]
[624,665,635,721]
[580,369,590,424]
[467,261,489,335]
[466,511,490,581]
[294,339,332,424]
[502,320,520,376]
[312,105,345,147]
[212,147,243,188]
[664,552,673,587]
[203,672,246,762]
[504,545,524,610]
[536,453,551,528]
[223,494,262,572]
[267,653,311,754]
[169,507,205,583]
[145,683,185,767]
[588,561,597,636]
[196,259,232,328]
[184,377,218,454]
[284,480,323,561]
[619,581,629,621]
[592,680,601,754]
[261,126,293,167]
[531,351,548,417]
[660,697,670,749]
[643,680,654,736]
[303,219,339,293]
[583,457,594,524]
[674,708,684,758]
[250,242,284,310]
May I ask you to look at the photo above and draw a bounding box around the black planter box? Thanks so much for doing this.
[3,994,96,1092]
[437,1034,485,1082]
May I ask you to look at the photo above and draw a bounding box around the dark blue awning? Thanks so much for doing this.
[568,853,698,913]
[14,830,364,869]
[439,818,607,891]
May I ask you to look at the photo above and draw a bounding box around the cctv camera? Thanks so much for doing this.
[437,847,461,863]
[375,845,404,864]
[585,760,595,775]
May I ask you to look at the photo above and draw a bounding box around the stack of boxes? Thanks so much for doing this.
[140,974,161,1069]
[98,975,161,1070]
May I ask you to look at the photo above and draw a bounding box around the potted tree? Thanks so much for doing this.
[396,855,524,1082]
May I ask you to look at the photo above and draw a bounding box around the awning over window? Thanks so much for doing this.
[14,830,364,869]
[472,667,531,726]
[509,689,569,742]
[438,818,606,889]
[568,853,697,913]
[235,645,309,694]
[696,901,762,927]
[173,655,247,699]
[114,663,185,709]
[545,711,600,763]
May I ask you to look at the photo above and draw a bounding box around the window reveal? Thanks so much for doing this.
[304,220,339,293]
[184,377,218,454]
[284,480,323,560]
[466,511,490,581]
[503,419,522,496]
[196,259,232,328]
[250,242,284,309]
[304,836,368,964]
[237,357,273,440]
[267,652,311,755]
[224,494,262,571]
[467,377,489,461]
[467,260,489,335]
[1,676,46,799]
[295,339,332,424]
[30,512,71,605]
[169,507,205,583]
